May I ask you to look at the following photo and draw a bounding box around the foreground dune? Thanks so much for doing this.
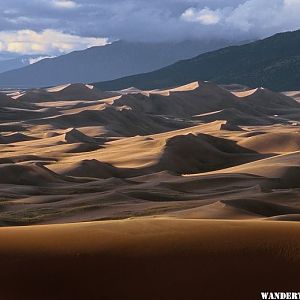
[0,218,299,300]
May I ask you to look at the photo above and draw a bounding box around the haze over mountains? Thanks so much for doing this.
[95,29,300,92]
[0,39,235,88]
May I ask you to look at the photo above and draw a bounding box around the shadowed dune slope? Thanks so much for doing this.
[157,133,263,174]
[48,83,116,101]
[0,132,37,144]
[0,219,299,300]
[18,84,116,103]
[192,108,271,125]
[0,92,15,106]
[50,159,139,179]
[63,128,97,144]
[0,163,67,185]
[29,106,188,136]
[0,92,31,109]
[240,88,300,110]
[204,151,300,189]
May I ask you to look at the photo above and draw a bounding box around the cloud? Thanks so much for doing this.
[27,56,56,64]
[50,0,80,9]
[0,0,300,53]
[181,0,300,37]
[181,7,221,25]
[0,29,109,55]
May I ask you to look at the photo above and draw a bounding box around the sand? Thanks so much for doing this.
[0,82,300,224]
[0,218,300,300]
[1,81,300,298]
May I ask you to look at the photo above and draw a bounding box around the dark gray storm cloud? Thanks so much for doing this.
[0,0,300,55]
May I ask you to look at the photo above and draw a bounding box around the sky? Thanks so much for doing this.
[0,0,300,57]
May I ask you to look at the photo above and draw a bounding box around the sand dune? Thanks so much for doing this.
[167,201,260,219]
[18,83,116,103]
[50,159,140,179]
[197,150,300,189]
[0,81,300,224]
[112,81,241,117]
[45,83,72,92]
[63,128,97,144]
[219,120,243,131]
[51,159,119,179]
[239,132,300,153]
[192,107,271,125]
[224,198,300,217]
[2,76,300,299]
[0,163,67,185]
[0,92,31,109]
[0,219,299,300]
[267,214,300,221]
[0,92,15,106]
[109,82,300,127]
[48,83,116,101]
[17,90,55,103]
[0,132,37,144]
[232,88,259,97]
[1,81,300,300]
[240,87,300,113]
[157,133,262,174]
[28,106,189,136]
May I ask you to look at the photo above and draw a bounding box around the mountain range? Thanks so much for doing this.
[94,29,300,92]
[0,39,234,88]
[1,29,300,92]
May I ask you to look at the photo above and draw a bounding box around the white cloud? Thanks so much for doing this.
[284,0,300,6]
[225,0,283,32]
[0,29,109,55]
[50,0,80,9]
[181,7,221,25]
[27,56,56,64]
[181,0,300,36]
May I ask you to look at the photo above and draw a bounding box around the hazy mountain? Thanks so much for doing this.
[0,55,52,74]
[94,30,300,92]
[0,39,240,88]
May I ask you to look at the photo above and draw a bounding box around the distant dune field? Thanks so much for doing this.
[1,82,300,224]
